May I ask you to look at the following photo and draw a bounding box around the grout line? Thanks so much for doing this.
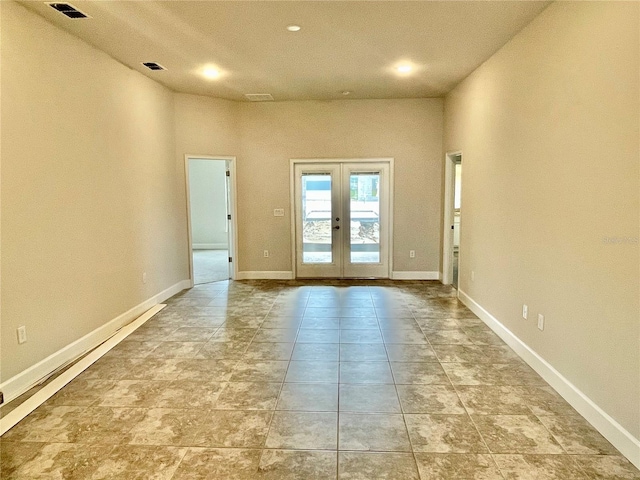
[259,288,308,460]
[0,304,166,436]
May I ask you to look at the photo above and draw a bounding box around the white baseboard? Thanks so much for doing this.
[0,304,166,436]
[0,279,190,406]
[458,288,640,470]
[192,243,228,250]
[236,271,294,280]
[391,271,440,280]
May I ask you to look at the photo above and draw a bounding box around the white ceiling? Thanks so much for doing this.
[19,1,551,101]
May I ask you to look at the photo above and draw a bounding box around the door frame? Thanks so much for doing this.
[289,158,394,279]
[442,151,462,286]
[184,154,238,287]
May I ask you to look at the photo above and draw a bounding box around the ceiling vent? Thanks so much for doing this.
[142,62,166,71]
[244,94,274,102]
[47,3,90,19]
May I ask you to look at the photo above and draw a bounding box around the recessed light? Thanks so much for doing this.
[286,25,301,32]
[396,64,412,74]
[202,66,221,80]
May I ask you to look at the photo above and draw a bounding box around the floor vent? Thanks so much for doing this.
[47,3,90,19]
[142,62,166,71]
[244,93,274,102]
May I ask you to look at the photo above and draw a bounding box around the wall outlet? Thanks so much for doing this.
[522,304,528,319]
[409,250,415,258]
[537,314,545,331]
[471,270,475,281]
[17,326,27,344]
[263,250,269,257]
[142,272,147,284]
[273,208,285,217]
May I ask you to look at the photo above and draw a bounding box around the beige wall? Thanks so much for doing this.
[174,93,239,267]
[1,2,186,380]
[444,1,639,438]
[174,94,239,158]
[236,99,443,273]
[174,97,444,274]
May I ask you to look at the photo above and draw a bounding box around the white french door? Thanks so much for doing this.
[293,161,391,278]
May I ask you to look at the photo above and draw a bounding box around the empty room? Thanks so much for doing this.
[1,1,638,479]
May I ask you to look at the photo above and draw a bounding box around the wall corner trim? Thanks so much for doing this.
[236,271,294,280]
[0,279,191,406]
[458,289,640,469]
[390,271,440,280]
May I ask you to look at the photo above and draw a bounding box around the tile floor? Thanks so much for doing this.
[2,280,639,479]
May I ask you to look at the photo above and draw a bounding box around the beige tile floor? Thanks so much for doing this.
[2,280,639,479]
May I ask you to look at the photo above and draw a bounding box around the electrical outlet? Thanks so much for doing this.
[273,209,285,217]
[263,250,269,257]
[409,250,415,258]
[537,314,545,331]
[142,272,147,284]
[17,326,27,344]
[522,304,528,319]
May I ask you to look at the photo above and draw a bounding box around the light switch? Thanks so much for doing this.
[273,209,285,217]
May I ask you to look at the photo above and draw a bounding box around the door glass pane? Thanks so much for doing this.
[350,172,380,263]
[301,173,332,263]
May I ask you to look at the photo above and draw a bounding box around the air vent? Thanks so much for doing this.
[142,62,166,71]
[244,93,274,102]
[47,3,90,19]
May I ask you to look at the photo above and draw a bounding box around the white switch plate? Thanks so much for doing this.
[522,304,528,319]
[409,250,415,258]
[142,272,147,284]
[273,209,284,217]
[17,326,27,344]
[471,271,475,281]
[538,314,545,331]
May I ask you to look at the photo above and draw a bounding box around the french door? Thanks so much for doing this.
[293,161,391,278]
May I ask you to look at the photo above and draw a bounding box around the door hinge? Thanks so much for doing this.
[227,214,231,220]
[226,170,230,177]
[228,257,233,263]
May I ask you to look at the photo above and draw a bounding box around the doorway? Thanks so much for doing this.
[292,160,392,278]
[442,152,462,288]
[185,155,238,285]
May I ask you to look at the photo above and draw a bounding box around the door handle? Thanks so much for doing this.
[333,225,340,230]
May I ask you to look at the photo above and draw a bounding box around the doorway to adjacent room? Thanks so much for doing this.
[185,156,238,284]
[442,151,462,288]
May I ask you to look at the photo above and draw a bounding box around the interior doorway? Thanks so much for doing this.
[185,156,237,285]
[442,152,462,287]
[291,159,392,278]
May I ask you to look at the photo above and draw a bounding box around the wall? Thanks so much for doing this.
[444,0,639,449]
[1,2,187,382]
[174,93,239,268]
[236,99,443,275]
[174,94,239,158]
[188,159,228,249]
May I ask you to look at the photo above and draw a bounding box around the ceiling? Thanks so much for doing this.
[19,1,551,102]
